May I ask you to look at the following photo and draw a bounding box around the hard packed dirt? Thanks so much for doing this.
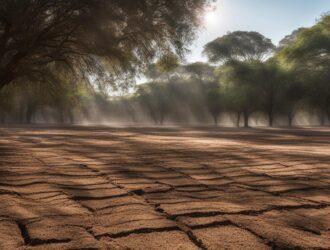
[0,126,329,249]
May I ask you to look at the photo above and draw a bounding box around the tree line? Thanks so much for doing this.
[0,2,329,127]
[99,14,330,127]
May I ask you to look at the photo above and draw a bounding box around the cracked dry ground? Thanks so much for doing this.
[0,127,329,250]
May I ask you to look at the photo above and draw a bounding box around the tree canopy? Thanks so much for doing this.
[278,14,330,124]
[0,0,211,89]
[203,31,275,63]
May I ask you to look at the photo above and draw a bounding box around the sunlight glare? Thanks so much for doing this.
[204,8,217,25]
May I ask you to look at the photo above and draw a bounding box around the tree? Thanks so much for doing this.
[278,14,330,126]
[49,74,88,124]
[144,53,180,81]
[0,0,211,89]
[183,62,215,82]
[0,85,16,122]
[275,28,307,127]
[156,54,180,76]
[205,83,222,126]
[278,28,306,49]
[205,31,276,127]
[217,60,260,128]
[0,64,90,124]
[278,74,305,127]
[135,82,172,125]
[248,59,285,127]
[203,31,275,63]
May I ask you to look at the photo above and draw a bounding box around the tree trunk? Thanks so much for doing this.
[236,112,240,128]
[243,110,249,128]
[213,115,218,127]
[268,109,274,127]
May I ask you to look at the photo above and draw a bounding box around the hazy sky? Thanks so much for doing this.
[187,0,330,62]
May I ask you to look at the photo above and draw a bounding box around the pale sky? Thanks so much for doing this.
[187,0,330,62]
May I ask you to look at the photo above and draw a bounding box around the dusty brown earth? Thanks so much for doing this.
[0,126,329,250]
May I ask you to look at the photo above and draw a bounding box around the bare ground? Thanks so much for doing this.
[0,126,329,249]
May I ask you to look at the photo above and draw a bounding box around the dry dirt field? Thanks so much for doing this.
[0,126,329,250]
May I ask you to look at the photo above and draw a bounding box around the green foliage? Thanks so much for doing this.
[183,62,215,81]
[0,66,91,123]
[1,12,330,127]
[218,60,258,113]
[278,13,330,124]
[278,28,306,49]
[203,31,275,63]
[0,0,211,88]
[206,84,222,125]
[156,54,180,74]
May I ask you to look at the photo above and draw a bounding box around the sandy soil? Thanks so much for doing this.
[0,126,329,249]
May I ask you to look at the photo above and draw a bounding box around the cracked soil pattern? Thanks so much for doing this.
[0,126,329,249]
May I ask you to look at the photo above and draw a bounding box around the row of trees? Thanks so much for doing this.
[130,14,330,127]
[0,0,213,123]
[0,7,329,127]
